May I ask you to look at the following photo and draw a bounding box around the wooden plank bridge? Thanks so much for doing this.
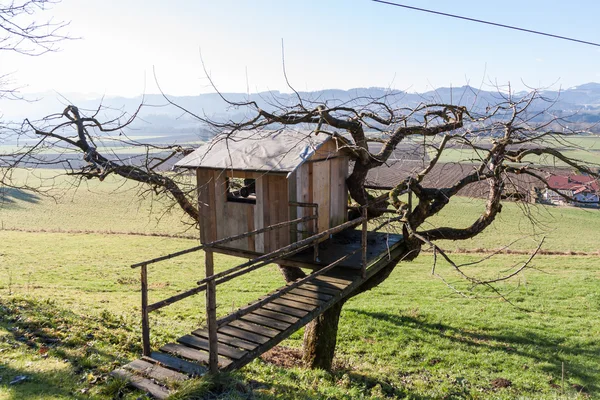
[112,211,406,398]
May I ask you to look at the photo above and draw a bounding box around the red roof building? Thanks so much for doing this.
[545,174,599,207]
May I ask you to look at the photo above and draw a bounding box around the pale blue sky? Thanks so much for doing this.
[4,0,600,96]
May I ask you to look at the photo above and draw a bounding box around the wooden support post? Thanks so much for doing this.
[361,208,368,279]
[313,204,319,262]
[140,264,151,357]
[205,250,219,373]
[408,181,413,215]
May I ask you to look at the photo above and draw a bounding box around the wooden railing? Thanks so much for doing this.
[131,205,370,374]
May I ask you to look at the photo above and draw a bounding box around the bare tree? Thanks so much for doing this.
[0,0,70,56]
[0,0,70,102]
[0,0,70,189]
[158,84,599,369]
[5,84,598,370]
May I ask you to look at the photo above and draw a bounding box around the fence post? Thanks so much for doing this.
[205,250,219,373]
[140,264,151,357]
[361,207,368,279]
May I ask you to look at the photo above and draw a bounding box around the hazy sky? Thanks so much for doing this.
[4,0,600,97]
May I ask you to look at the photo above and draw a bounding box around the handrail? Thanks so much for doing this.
[135,207,369,367]
[144,214,366,313]
[216,248,361,327]
[197,215,364,285]
[288,201,318,208]
[131,215,317,268]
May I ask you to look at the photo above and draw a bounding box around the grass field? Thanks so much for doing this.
[423,134,600,167]
[1,171,599,399]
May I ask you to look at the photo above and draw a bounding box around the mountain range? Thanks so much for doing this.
[2,83,600,143]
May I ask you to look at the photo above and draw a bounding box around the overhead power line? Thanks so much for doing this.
[371,0,600,48]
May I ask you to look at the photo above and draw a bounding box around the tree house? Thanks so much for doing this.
[115,131,408,395]
[175,130,351,257]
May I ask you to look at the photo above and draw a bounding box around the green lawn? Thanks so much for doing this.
[1,231,598,399]
[3,170,600,253]
[1,171,599,399]
[424,134,600,167]
[0,169,196,237]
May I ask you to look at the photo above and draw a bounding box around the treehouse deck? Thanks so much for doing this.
[112,230,405,399]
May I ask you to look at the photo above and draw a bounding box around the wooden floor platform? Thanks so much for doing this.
[283,230,404,270]
[112,232,405,398]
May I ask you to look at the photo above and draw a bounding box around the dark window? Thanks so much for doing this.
[226,178,256,204]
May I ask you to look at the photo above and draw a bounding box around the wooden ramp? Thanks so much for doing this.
[113,231,406,398]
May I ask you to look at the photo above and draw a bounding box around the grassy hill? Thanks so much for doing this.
[0,171,599,399]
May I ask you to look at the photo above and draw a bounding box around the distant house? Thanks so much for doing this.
[544,174,599,207]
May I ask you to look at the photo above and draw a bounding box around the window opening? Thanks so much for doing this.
[226,177,256,204]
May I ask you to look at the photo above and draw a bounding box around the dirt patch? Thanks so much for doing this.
[426,247,600,257]
[260,346,303,368]
[572,383,588,394]
[491,378,512,389]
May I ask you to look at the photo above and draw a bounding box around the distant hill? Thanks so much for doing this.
[2,83,600,143]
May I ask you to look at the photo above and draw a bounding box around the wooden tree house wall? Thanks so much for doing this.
[196,139,348,256]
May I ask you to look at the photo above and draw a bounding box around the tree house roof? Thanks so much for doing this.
[175,130,348,176]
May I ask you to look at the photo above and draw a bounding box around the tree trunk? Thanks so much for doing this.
[277,264,306,282]
[302,300,346,369]
[300,241,421,370]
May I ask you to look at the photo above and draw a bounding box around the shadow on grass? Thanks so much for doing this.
[0,296,140,399]
[171,367,436,400]
[353,310,599,395]
[245,371,435,400]
[0,187,40,207]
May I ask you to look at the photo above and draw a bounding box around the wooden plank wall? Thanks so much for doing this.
[196,169,291,254]
[197,169,217,244]
[288,172,298,244]
[293,153,348,237]
[263,174,290,253]
[294,163,313,240]
[305,139,349,230]
[253,177,265,253]
[329,157,348,227]
[196,136,348,256]
[214,171,252,251]
[312,160,331,234]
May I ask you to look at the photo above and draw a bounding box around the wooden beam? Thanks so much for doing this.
[300,283,340,296]
[217,325,271,345]
[193,330,257,351]
[262,303,309,318]
[241,313,291,331]
[215,249,359,328]
[290,288,333,301]
[252,308,299,325]
[160,343,232,369]
[177,335,246,360]
[271,297,315,312]
[280,293,325,307]
[146,352,207,377]
[147,284,207,313]
[111,369,170,400]
[141,264,150,357]
[362,207,368,279]
[124,359,188,382]
[205,250,219,374]
[228,320,280,338]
